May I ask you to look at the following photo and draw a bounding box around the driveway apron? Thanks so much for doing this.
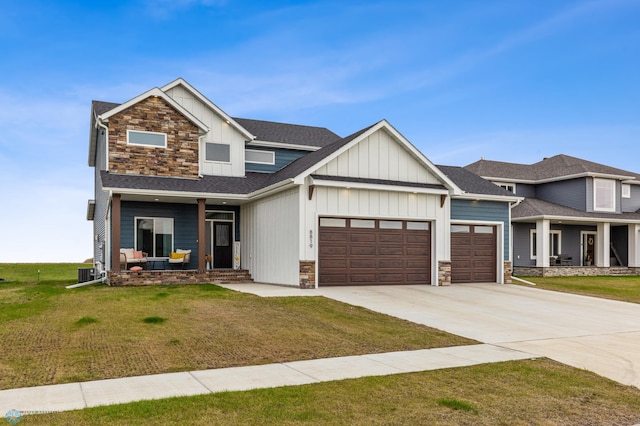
[315,284,640,389]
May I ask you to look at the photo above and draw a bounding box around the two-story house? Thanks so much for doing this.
[87,78,518,287]
[466,155,640,276]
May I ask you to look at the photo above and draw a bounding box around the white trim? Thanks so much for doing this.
[245,149,276,165]
[310,177,449,196]
[127,129,167,148]
[530,229,561,260]
[455,193,522,203]
[99,87,209,133]
[204,142,231,163]
[248,140,321,151]
[580,231,597,266]
[494,182,516,193]
[483,171,637,185]
[622,183,631,198]
[133,216,175,257]
[205,210,236,269]
[593,178,616,212]
[161,78,254,140]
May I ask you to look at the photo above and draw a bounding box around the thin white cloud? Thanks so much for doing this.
[142,0,227,19]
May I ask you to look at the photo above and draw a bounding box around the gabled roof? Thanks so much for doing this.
[512,197,640,223]
[466,154,640,183]
[437,165,518,200]
[235,117,340,149]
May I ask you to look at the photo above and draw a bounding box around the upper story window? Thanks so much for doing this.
[495,182,515,193]
[622,183,631,199]
[205,143,230,163]
[593,178,616,212]
[245,149,275,165]
[127,130,167,148]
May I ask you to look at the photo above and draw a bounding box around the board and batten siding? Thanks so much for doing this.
[450,199,510,261]
[164,85,245,177]
[245,147,308,173]
[302,184,450,285]
[241,188,300,286]
[314,129,442,185]
[93,129,109,269]
[536,178,587,211]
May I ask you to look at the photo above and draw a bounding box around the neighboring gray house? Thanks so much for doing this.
[466,155,640,276]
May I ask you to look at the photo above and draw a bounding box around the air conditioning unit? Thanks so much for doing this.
[78,268,95,283]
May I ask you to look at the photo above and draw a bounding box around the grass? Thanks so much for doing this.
[0,264,473,390]
[515,275,640,303]
[29,359,640,425]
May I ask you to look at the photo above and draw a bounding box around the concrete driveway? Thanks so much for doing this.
[312,284,640,389]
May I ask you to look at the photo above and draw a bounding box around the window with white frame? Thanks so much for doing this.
[593,178,616,212]
[127,130,167,148]
[622,183,631,199]
[135,217,173,257]
[530,229,562,259]
[245,149,275,165]
[495,182,515,193]
[205,143,231,162]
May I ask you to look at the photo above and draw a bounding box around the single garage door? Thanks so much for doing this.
[318,217,431,286]
[451,224,497,283]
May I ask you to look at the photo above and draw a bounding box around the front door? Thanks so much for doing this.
[581,232,596,266]
[213,222,233,268]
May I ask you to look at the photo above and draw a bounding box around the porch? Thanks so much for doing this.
[513,266,640,277]
[108,268,253,286]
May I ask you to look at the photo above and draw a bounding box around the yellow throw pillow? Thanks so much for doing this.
[170,252,186,260]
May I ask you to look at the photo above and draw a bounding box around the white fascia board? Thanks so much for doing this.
[99,87,209,133]
[483,172,636,185]
[103,187,249,201]
[247,140,321,151]
[455,193,523,203]
[310,178,449,195]
[512,215,640,225]
[247,179,297,200]
[161,78,255,141]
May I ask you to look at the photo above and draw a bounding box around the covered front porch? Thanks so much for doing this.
[512,218,640,277]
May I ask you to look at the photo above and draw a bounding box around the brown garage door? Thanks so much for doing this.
[318,217,431,286]
[451,224,497,283]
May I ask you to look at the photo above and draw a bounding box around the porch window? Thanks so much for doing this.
[530,230,561,259]
[127,130,167,148]
[135,218,174,257]
[594,178,615,212]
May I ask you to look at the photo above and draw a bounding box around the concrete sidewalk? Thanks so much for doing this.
[0,344,534,414]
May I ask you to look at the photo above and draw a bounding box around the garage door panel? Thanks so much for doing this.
[319,218,431,286]
[451,224,497,283]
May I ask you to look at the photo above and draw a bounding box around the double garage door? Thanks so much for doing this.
[451,224,497,283]
[318,217,431,286]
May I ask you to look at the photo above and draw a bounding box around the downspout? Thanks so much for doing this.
[66,274,108,289]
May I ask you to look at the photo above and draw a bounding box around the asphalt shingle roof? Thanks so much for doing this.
[234,117,340,148]
[465,154,640,182]
[513,197,640,221]
[437,165,514,196]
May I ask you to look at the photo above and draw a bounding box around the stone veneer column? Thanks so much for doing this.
[438,261,451,286]
[503,261,512,284]
[111,194,121,272]
[299,261,316,289]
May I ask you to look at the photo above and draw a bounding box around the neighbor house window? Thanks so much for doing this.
[135,217,173,257]
[622,183,631,199]
[245,149,275,165]
[127,130,167,148]
[495,182,515,193]
[530,230,561,260]
[593,178,616,212]
[205,143,230,162]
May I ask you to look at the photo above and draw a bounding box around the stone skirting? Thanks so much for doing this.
[503,261,512,284]
[438,261,451,286]
[108,269,253,286]
[513,266,640,277]
[299,261,316,289]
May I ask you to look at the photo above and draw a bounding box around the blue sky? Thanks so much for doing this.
[0,0,639,262]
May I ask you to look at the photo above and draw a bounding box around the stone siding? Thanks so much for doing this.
[108,96,201,178]
[108,269,253,286]
[299,261,316,289]
[438,261,451,286]
[513,266,640,277]
[503,261,512,284]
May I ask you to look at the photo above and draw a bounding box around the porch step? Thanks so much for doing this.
[206,269,253,284]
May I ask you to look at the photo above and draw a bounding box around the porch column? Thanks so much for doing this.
[596,222,610,267]
[536,219,550,267]
[197,198,206,273]
[628,224,640,267]
[111,194,121,272]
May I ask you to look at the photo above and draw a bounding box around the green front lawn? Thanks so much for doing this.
[515,275,640,303]
[0,264,473,390]
[31,359,640,425]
